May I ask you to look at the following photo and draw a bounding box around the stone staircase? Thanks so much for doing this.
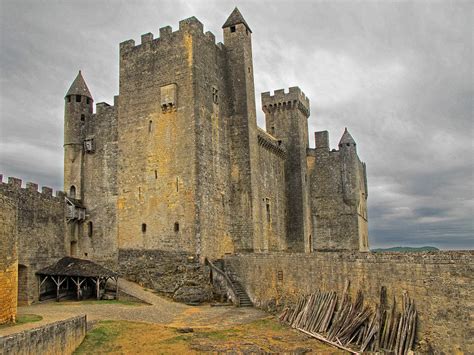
[207,259,253,307]
[230,277,253,307]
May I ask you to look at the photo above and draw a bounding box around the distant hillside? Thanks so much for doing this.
[371,246,439,253]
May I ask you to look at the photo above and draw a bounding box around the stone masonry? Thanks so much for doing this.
[61,8,368,263]
[0,193,17,324]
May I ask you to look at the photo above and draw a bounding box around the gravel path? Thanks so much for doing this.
[0,280,268,337]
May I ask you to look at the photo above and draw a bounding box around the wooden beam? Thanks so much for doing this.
[297,327,359,354]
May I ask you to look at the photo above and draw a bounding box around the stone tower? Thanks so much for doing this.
[64,71,93,200]
[223,8,261,252]
[307,128,368,251]
[262,87,311,251]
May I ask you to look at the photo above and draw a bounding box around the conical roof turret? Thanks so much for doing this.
[222,7,252,33]
[339,128,356,146]
[65,70,92,99]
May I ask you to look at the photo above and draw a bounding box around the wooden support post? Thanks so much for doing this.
[115,277,119,300]
[96,277,100,300]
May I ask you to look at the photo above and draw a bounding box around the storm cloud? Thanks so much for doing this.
[0,0,472,249]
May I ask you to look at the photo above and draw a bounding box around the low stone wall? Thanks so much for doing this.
[118,249,213,303]
[224,251,474,353]
[0,315,86,355]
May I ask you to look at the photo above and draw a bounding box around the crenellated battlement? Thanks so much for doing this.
[119,16,221,55]
[261,87,310,117]
[0,174,66,200]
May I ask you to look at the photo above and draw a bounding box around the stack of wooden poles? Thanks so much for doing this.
[279,282,417,354]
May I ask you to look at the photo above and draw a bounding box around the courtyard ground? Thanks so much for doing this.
[1,279,344,354]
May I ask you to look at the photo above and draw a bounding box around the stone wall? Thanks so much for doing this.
[0,315,86,355]
[307,132,368,252]
[0,194,17,324]
[255,130,287,251]
[118,249,213,303]
[224,251,474,353]
[0,177,66,304]
[79,100,119,265]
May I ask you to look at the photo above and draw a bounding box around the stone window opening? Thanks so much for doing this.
[154,170,158,179]
[76,95,81,102]
[174,222,179,232]
[86,98,90,104]
[230,26,236,33]
[265,198,271,223]
[69,185,76,199]
[248,67,250,73]
[67,96,71,102]
[176,177,179,192]
[271,126,275,135]
[149,120,153,133]
[142,223,147,233]
[212,87,218,104]
[88,221,93,238]
[81,114,85,122]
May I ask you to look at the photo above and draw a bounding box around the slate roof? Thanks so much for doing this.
[339,128,356,145]
[65,70,93,99]
[36,257,118,278]
[222,7,252,33]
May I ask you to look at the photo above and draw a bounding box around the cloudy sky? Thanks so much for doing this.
[0,0,472,249]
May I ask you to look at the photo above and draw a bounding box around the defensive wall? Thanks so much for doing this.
[224,251,474,353]
[0,175,67,304]
[0,315,86,355]
[0,194,17,324]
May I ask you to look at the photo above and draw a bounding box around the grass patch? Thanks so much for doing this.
[74,321,121,354]
[249,317,286,331]
[0,314,43,329]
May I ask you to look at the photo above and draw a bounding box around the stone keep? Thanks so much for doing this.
[63,8,369,262]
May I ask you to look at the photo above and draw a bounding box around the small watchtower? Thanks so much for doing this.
[64,70,93,200]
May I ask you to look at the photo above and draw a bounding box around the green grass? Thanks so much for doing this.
[0,314,43,329]
[74,321,121,354]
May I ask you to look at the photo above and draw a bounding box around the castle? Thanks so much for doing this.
[63,8,368,264]
[3,9,470,353]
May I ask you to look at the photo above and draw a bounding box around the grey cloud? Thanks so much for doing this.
[0,0,472,249]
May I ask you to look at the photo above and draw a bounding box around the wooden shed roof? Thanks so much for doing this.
[36,257,118,278]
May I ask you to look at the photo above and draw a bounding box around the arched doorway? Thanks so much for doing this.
[18,264,28,305]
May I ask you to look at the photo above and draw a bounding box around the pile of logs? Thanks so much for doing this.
[279,282,416,354]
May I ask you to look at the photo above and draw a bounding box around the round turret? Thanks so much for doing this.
[64,70,93,145]
[339,127,357,150]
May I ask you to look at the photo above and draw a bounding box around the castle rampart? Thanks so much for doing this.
[0,176,66,304]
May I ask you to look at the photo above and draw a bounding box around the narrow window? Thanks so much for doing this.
[138,187,142,200]
[230,26,236,33]
[174,222,179,232]
[142,223,147,233]
[149,120,153,133]
[248,67,250,73]
[88,221,93,237]
[176,177,179,192]
[67,96,71,102]
[266,198,271,223]
[81,114,85,122]
[154,170,158,179]
[346,143,350,147]
[69,185,76,199]
[86,98,90,104]
[76,95,81,102]
[271,126,275,135]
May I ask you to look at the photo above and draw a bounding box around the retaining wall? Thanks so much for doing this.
[224,251,474,353]
[0,315,86,355]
